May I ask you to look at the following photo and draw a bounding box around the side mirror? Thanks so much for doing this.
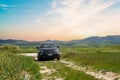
[57,46,59,48]
[36,47,39,49]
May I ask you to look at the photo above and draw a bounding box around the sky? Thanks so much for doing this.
[0,0,120,41]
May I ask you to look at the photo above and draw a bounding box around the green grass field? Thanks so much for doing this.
[61,47,120,73]
[0,44,120,80]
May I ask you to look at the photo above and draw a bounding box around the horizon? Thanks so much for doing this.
[0,0,120,41]
[0,35,119,42]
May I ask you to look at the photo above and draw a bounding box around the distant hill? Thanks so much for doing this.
[68,35,120,47]
[0,39,38,44]
[0,35,120,47]
[0,39,28,44]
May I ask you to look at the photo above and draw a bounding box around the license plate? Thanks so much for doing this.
[48,54,53,56]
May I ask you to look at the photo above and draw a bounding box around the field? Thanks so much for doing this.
[0,44,120,80]
[61,47,120,73]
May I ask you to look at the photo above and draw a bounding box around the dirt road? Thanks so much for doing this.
[21,53,120,80]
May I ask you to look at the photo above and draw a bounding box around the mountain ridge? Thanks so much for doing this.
[0,35,120,47]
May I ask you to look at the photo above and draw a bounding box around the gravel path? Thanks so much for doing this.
[60,60,120,80]
[20,53,37,57]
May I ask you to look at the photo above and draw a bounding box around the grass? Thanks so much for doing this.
[0,44,37,53]
[0,51,41,80]
[37,61,99,80]
[17,44,39,49]
[61,47,120,73]
[1,44,120,79]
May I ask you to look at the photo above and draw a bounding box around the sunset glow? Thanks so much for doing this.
[0,0,120,41]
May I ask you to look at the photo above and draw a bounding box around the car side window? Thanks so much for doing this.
[40,44,43,48]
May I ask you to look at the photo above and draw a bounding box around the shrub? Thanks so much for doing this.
[0,44,20,51]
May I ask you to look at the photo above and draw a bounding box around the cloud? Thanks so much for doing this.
[16,0,120,40]
[0,4,8,7]
[34,19,43,24]
[0,3,14,10]
[0,3,8,9]
[48,0,119,22]
[51,1,58,9]
[34,0,120,40]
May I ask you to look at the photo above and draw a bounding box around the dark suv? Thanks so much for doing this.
[37,42,60,60]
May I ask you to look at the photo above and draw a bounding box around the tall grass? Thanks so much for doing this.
[0,44,20,51]
[0,44,37,53]
[0,51,41,80]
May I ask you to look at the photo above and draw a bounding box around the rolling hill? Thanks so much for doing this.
[0,35,120,47]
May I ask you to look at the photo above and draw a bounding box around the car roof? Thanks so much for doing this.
[40,41,54,44]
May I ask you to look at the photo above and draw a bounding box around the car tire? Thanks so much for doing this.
[57,56,60,60]
[37,56,41,61]
[37,58,40,61]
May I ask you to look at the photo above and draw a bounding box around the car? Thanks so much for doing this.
[37,42,60,61]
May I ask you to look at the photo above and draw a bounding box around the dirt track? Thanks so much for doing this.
[21,53,120,80]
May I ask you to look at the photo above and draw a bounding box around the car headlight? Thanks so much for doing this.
[39,51,44,55]
[55,50,59,54]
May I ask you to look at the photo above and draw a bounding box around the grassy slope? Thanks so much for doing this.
[0,44,37,53]
[0,51,41,80]
[61,47,120,73]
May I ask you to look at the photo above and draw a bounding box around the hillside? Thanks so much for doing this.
[0,35,120,47]
[0,39,38,45]
[68,35,120,46]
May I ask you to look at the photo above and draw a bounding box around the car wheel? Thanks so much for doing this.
[37,58,40,61]
[57,56,60,60]
[37,56,41,61]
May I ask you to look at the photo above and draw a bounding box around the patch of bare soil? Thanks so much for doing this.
[20,71,32,80]
[20,53,37,57]
[40,66,56,74]
[60,60,120,80]
[40,66,63,80]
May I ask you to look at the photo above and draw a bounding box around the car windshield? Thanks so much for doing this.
[40,43,56,48]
